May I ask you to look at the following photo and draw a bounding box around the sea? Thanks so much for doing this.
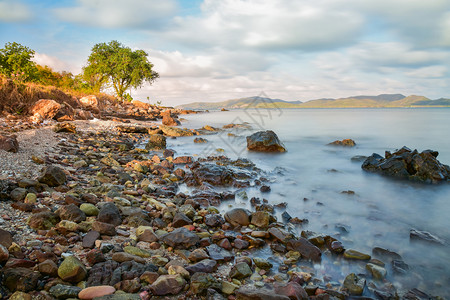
[166,108,450,297]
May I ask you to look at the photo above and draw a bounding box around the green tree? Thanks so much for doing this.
[83,40,159,100]
[0,42,38,82]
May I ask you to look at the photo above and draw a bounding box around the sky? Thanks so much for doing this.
[0,0,449,105]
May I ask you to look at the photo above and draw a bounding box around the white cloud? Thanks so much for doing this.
[33,53,81,74]
[0,0,32,22]
[53,0,177,28]
[405,66,448,78]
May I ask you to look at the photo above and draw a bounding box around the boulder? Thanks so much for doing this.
[342,273,365,295]
[150,274,186,296]
[229,262,252,279]
[328,139,356,147]
[27,211,60,230]
[131,99,151,110]
[236,286,290,300]
[410,229,445,245]
[74,109,94,120]
[2,268,40,292]
[57,256,87,283]
[54,122,76,133]
[30,99,61,120]
[286,238,322,261]
[362,146,450,183]
[161,110,181,126]
[97,202,122,226]
[145,134,166,150]
[190,272,220,294]
[274,282,308,300]
[0,134,19,153]
[38,165,67,187]
[224,208,251,227]
[80,95,98,110]
[246,130,286,152]
[159,125,194,137]
[56,203,86,223]
[161,227,199,248]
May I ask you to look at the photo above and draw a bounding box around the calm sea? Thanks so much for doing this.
[168,108,450,297]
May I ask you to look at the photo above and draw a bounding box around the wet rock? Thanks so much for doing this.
[150,274,186,296]
[136,226,158,243]
[194,137,208,143]
[27,211,60,230]
[246,130,286,152]
[0,228,13,248]
[30,99,61,120]
[173,155,193,164]
[260,185,271,193]
[38,165,67,187]
[0,134,19,153]
[145,134,166,150]
[206,244,234,262]
[57,203,86,222]
[286,238,322,261]
[49,284,82,299]
[190,272,220,294]
[343,273,365,295]
[372,247,402,261]
[54,122,76,133]
[161,227,199,248]
[57,255,87,283]
[92,221,116,236]
[224,208,251,227]
[268,227,292,242]
[230,261,252,279]
[391,259,409,275]
[403,288,431,300]
[159,125,194,137]
[236,286,290,300]
[328,139,356,147]
[366,263,387,279]
[97,203,122,226]
[38,259,58,277]
[343,249,371,260]
[250,211,270,227]
[172,212,192,228]
[274,282,308,300]
[82,230,100,248]
[161,110,181,126]
[362,147,450,183]
[204,214,225,227]
[78,285,116,300]
[410,229,445,245]
[2,267,40,292]
[190,163,236,187]
[253,257,272,270]
[186,259,217,274]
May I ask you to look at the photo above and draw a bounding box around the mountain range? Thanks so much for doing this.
[177,94,450,110]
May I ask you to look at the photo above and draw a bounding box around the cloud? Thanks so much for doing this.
[53,0,177,28]
[0,0,32,22]
[33,53,82,74]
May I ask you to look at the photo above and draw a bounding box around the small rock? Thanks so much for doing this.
[161,227,199,249]
[343,249,371,260]
[57,255,87,283]
[146,134,166,150]
[78,285,116,300]
[80,203,99,216]
[0,134,19,153]
[224,208,251,227]
[410,229,445,245]
[82,231,100,248]
[150,274,186,296]
[343,273,365,295]
[229,261,253,279]
[49,284,82,299]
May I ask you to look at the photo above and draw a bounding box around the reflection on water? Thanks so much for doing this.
[173,108,450,297]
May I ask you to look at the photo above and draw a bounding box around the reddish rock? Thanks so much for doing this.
[275,282,308,300]
[86,249,106,265]
[173,156,193,164]
[79,95,98,110]
[0,228,13,248]
[78,285,116,300]
[91,221,116,236]
[38,259,58,277]
[161,110,180,126]
[286,238,322,261]
[0,134,19,153]
[150,275,186,296]
[30,99,61,120]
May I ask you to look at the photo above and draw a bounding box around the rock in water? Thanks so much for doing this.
[246,130,286,152]
[224,208,251,227]
[38,165,67,187]
[343,273,365,295]
[328,139,356,147]
[145,134,166,150]
[161,110,181,126]
[0,134,19,153]
[362,146,450,183]
[410,229,445,245]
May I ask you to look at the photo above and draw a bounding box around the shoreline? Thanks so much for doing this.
[0,106,447,300]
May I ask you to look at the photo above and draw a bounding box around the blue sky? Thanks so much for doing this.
[1,0,449,105]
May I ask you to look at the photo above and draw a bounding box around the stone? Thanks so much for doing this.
[161,227,199,248]
[194,137,208,143]
[57,255,87,283]
[253,257,272,270]
[222,281,239,295]
[38,165,67,187]
[0,228,13,248]
[150,274,186,296]
[224,208,251,227]
[38,259,58,277]
[82,230,100,248]
[80,203,99,216]
[190,272,220,294]
[362,147,450,183]
[80,95,99,110]
[49,284,82,299]
[343,249,371,260]
[92,221,116,236]
[251,211,270,227]
[173,156,193,164]
[204,214,225,227]
[30,99,61,120]
[111,252,146,264]
[188,248,210,262]
[392,259,409,275]
[10,187,27,201]
[145,134,166,150]
[206,244,234,262]
[410,229,445,245]
[343,273,365,295]
[54,122,76,133]
[57,203,86,222]
[286,238,322,261]
[100,154,120,167]
[0,134,19,152]
[2,267,40,292]
[136,226,158,243]
[236,286,290,300]
[161,110,181,126]
[275,282,308,300]
[27,211,60,230]
[97,202,122,226]
[78,285,116,300]
[246,130,286,152]
[159,125,194,137]
[186,259,217,274]
[366,263,387,279]
[9,292,32,300]
[124,246,152,258]
[268,227,291,242]
[328,139,356,147]
[24,193,37,204]
[0,244,9,262]
[114,279,141,293]
[172,212,192,228]
[230,262,253,279]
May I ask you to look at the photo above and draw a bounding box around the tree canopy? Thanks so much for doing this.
[0,42,38,82]
[83,40,159,100]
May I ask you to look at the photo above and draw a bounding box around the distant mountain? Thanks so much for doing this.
[177,94,450,110]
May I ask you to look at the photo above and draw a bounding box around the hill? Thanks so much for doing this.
[177,94,450,110]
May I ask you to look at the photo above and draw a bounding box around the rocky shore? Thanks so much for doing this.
[0,98,446,300]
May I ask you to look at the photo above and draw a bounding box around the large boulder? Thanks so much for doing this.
[0,134,19,153]
[328,139,356,147]
[145,134,166,150]
[362,146,450,183]
[246,130,286,152]
[57,256,87,283]
[38,165,67,187]
[79,95,99,110]
[159,125,194,137]
[161,110,181,126]
[131,99,151,110]
[30,99,61,121]
[97,203,122,226]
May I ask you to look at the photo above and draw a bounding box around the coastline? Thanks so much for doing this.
[0,105,447,300]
